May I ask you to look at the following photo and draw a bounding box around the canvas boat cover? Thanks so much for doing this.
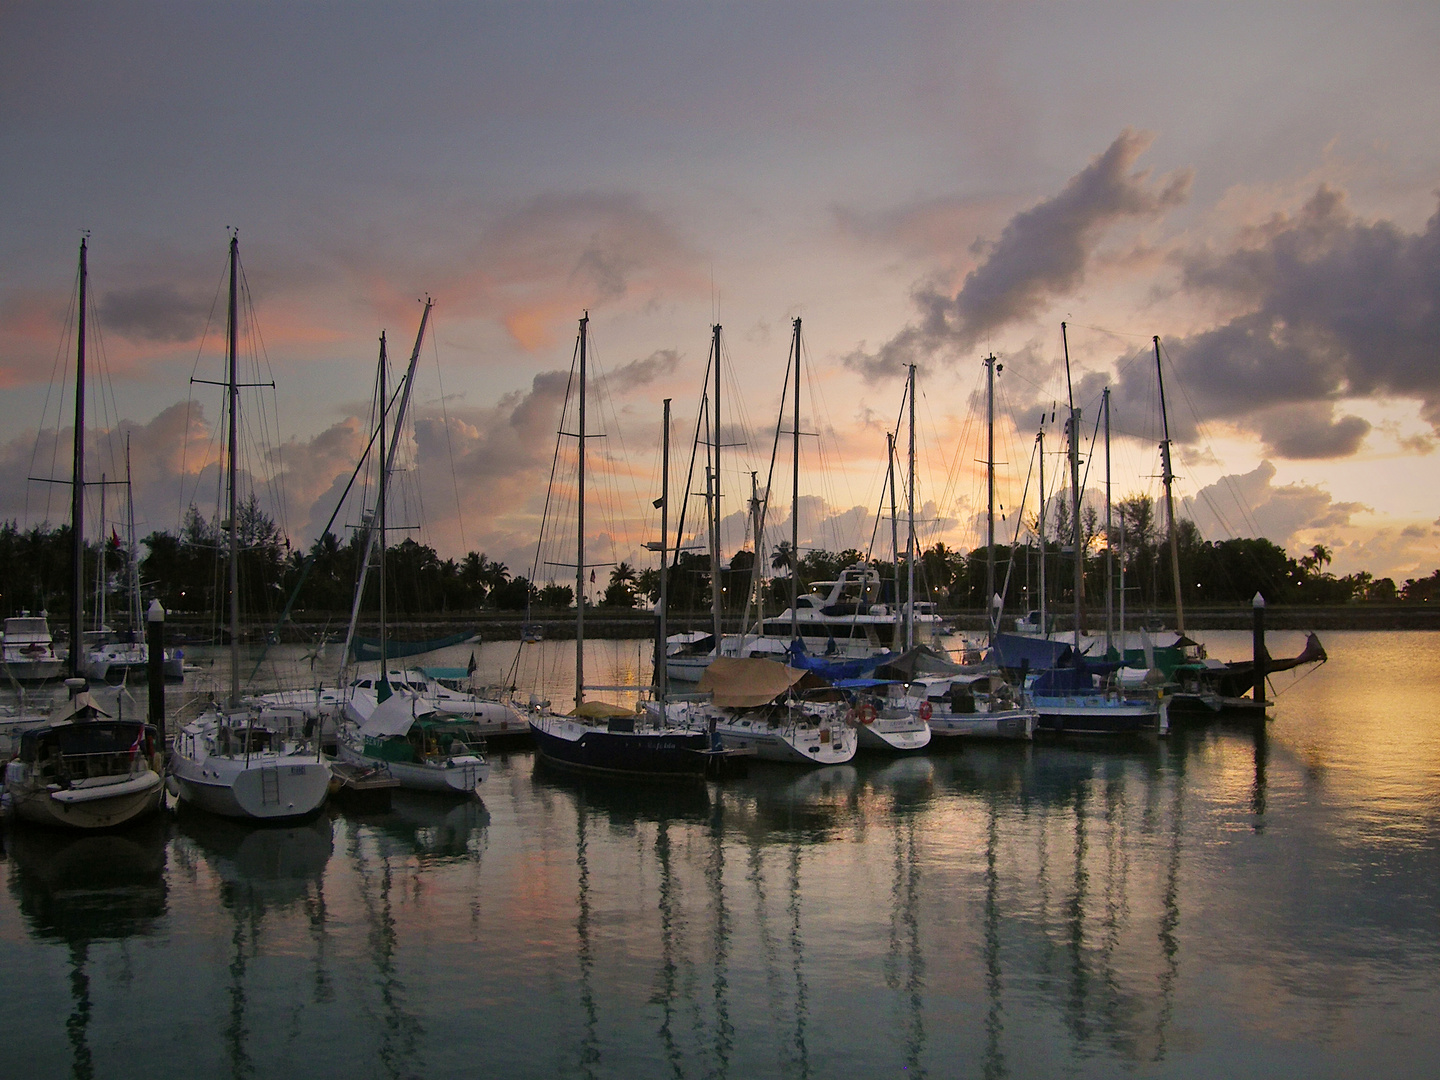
[990,633,1075,671]
[359,690,425,738]
[698,656,806,708]
[784,643,902,680]
[571,700,636,720]
[53,691,113,723]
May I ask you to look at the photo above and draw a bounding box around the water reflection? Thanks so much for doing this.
[7,819,169,1080]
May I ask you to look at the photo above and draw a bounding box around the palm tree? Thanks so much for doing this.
[609,561,637,588]
[770,541,794,574]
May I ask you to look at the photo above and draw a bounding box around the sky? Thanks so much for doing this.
[2,1,1439,594]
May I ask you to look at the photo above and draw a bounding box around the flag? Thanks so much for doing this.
[467,650,477,676]
[590,569,596,584]
[111,527,121,547]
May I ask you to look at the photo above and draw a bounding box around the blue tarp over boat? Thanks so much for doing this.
[784,643,902,680]
[989,633,1075,671]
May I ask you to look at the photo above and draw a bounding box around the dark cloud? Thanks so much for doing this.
[1117,184,1440,458]
[98,284,213,343]
[607,348,681,393]
[846,129,1190,382]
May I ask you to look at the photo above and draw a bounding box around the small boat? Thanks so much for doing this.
[327,760,400,813]
[2,614,64,683]
[676,656,858,766]
[4,692,163,829]
[337,689,490,795]
[903,673,1037,741]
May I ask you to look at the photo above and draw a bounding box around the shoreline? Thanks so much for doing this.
[155,603,1440,644]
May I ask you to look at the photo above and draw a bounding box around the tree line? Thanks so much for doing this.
[0,492,1430,625]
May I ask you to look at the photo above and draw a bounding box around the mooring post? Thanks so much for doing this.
[1252,592,1268,703]
[147,599,166,741]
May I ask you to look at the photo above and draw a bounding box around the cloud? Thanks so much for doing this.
[98,284,213,343]
[607,348,682,394]
[1181,461,1365,551]
[1117,184,1440,457]
[846,129,1191,381]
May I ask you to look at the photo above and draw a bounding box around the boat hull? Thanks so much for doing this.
[169,752,332,821]
[5,764,163,830]
[529,716,710,780]
[1032,696,1156,735]
[710,721,856,766]
[928,707,1037,740]
[854,716,932,753]
[336,740,488,794]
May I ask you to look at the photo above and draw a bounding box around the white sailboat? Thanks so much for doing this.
[168,235,331,821]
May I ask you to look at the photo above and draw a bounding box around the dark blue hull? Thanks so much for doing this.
[529,719,710,780]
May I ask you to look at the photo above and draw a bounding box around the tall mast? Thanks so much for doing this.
[96,474,106,633]
[1062,322,1083,645]
[709,323,724,649]
[226,233,240,706]
[70,237,87,679]
[341,299,433,674]
[575,313,589,709]
[126,436,140,630]
[985,355,997,645]
[789,318,801,643]
[377,333,388,689]
[1103,387,1114,656]
[657,397,670,707]
[1037,426,1047,639]
[887,431,899,648]
[1155,335,1185,635]
[906,362,916,650]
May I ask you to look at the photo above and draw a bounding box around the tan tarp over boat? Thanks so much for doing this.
[570,700,637,720]
[697,656,806,708]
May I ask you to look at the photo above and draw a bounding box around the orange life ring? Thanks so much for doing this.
[858,702,877,725]
[918,701,933,721]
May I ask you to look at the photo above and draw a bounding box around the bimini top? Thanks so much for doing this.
[697,656,806,708]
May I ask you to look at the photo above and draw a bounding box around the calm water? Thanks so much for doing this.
[3,631,1440,1079]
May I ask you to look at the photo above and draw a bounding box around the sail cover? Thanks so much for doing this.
[359,690,423,738]
[350,630,479,661]
[697,656,806,708]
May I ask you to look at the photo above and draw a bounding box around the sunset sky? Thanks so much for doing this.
[3,2,1439,593]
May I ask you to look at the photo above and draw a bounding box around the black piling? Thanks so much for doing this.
[147,599,166,742]
[1251,592,1268,703]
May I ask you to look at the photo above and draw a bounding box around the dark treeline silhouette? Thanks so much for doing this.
[0,491,1426,623]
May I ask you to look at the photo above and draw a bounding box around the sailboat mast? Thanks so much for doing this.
[790,318,801,643]
[575,313,588,709]
[985,355,996,645]
[1155,335,1185,635]
[96,475,106,634]
[657,397,670,707]
[1062,322,1083,644]
[709,323,723,648]
[906,363,916,651]
[340,300,433,674]
[126,436,140,630]
[887,431,899,648]
[1037,426,1047,638]
[377,334,388,682]
[227,234,240,706]
[70,237,87,679]
[1103,387,1113,656]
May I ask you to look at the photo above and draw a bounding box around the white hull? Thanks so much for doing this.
[854,715,932,753]
[5,761,163,829]
[336,739,488,794]
[1,658,63,682]
[927,708,1037,740]
[169,751,331,820]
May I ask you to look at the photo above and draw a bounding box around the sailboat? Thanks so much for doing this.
[527,315,713,780]
[167,235,332,821]
[333,324,491,795]
[4,238,164,828]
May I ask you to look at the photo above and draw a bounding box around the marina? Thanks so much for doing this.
[3,631,1440,1076]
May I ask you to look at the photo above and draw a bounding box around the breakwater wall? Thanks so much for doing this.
[160,604,1440,644]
